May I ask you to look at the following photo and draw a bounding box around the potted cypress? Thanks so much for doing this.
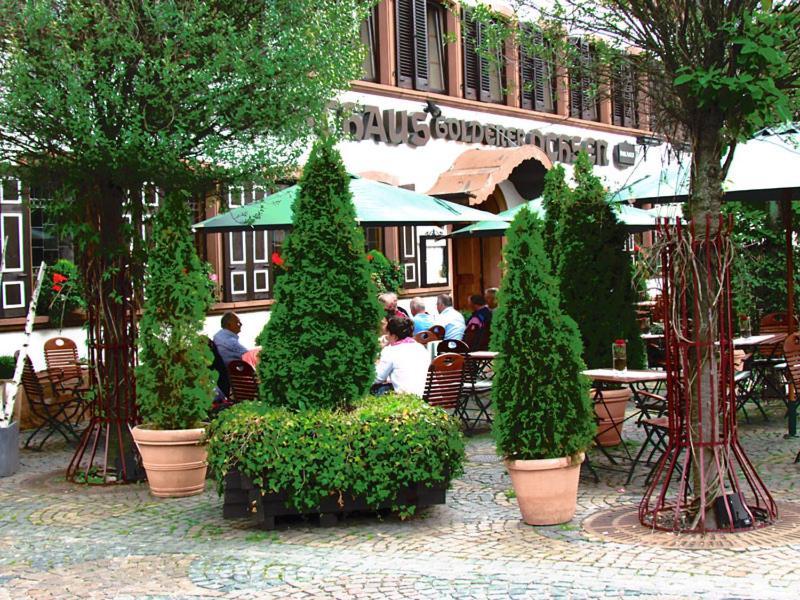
[132,190,216,497]
[492,206,595,525]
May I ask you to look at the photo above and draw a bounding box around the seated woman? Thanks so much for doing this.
[373,317,431,397]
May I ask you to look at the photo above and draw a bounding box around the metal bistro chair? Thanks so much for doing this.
[21,355,86,450]
[422,353,466,420]
[752,312,796,404]
[227,359,259,403]
[781,333,800,463]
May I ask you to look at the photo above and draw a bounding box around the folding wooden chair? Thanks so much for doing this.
[422,353,466,414]
[781,333,800,462]
[752,312,796,403]
[626,416,670,485]
[21,356,85,450]
[429,325,446,339]
[436,339,469,355]
[460,354,493,434]
[463,321,490,351]
[414,330,439,345]
[227,359,259,403]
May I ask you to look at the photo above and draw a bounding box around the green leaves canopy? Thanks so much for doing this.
[256,137,383,411]
[491,206,594,460]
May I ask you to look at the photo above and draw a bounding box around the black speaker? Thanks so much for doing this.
[714,493,753,529]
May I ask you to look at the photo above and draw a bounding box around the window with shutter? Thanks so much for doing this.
[519,26,555,113]
[359,6,378,82]
[463,9,505,104]
[395,0,436,91]
[612,63,639,128]
[569,37,599,121]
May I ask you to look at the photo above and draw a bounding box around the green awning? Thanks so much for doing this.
[448,197,659,239]
[193,175,504,233]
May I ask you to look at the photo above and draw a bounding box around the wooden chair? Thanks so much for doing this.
[782,333,800,462]
[44,337,86,385]
[422,353,466,412]
[208,339,231,398]
[414,330,439,345]
[429,325,446,339]
[757,312,796,357]
[753,312,796,403]
[227,359,258,403]
[21,356,85,450]
[436,339,469,355]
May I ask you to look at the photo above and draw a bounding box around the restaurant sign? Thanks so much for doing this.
[341,104,633,169]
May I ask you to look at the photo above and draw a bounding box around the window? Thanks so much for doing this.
[396,0,447,93]
[569,37,599,121]
[364,226,384,253]
[519,26,556,113]
[462,10,505,103]
[359,6,378,82]
[400,225,449,288]
[612,62,639,128]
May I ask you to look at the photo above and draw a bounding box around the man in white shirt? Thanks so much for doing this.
[435,294,465,341]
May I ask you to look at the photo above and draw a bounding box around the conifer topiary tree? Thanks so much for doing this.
[135,191,215,429]
[492,207,594,460]
[541,164,569,257]
[257,137,382,411]
[555,151,645,370]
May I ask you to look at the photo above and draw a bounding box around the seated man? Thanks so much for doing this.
[379,292,410,320]
[212,311,249,366]
[374,317,431,397]
[410,296,434,335]
[467,293,492,350]
[435,293,465,341]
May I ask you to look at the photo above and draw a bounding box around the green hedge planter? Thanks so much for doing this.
[207,394,465,528]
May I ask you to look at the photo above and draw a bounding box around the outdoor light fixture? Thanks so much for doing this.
[636,135,663,147]
[423,99,442,119]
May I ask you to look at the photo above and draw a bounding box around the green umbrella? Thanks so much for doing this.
[448,197,659,238]
[192,174,504,232]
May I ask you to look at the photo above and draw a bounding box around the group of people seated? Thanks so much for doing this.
[207,289,498,402]
[374,290,497,397]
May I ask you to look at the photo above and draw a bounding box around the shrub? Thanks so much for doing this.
[36,259,85,320]
[0,355,14,379]
[554,151,645,370]
[491,206,595,460]
[256,137,382,410]
[135,190,215,430]
[367,249,403,294]
[206,394,465,516]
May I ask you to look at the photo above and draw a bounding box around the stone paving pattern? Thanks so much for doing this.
[2,400,800,599]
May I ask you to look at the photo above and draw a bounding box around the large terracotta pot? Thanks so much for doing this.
[131,426,207,498]
[505,453,584,525]
[595,417,622,446]
[591,387,631,446]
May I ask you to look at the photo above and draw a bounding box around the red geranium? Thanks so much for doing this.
[366,253,374,262]
[52,284,63,292]
[271,252,284,267]
[53,273,68,284]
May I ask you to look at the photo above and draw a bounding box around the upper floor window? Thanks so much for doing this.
[569,37,599,121]
[462,10,505,104]
[519,26,556,114]
[396,0,447,93]
[359,5,379,82]
[611,62,639,128]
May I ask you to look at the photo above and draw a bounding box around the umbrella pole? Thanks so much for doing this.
[783,194,797,437]
[479,238,485,296]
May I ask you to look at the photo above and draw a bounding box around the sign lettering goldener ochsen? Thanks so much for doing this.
[341,104,636,168]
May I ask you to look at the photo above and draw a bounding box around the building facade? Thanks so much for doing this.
[0,0,677,351]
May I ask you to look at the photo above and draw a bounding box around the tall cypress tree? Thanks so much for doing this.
[136,191,215,429]
[555,152,645,370]
[541,164,569,258]
[257,137,382,411]
[492,207,594,460]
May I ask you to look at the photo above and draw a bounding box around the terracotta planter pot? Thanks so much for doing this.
[505,453,584,525]
[591,387,632,421]
[595,417,622,447]
[131,426,207,498]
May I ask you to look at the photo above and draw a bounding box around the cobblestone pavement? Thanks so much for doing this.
[2,400,800,599]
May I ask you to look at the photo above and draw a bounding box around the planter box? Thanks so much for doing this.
[223,470,447,529]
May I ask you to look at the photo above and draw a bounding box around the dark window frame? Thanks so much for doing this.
[462,8,507,104]
[569,36,600,122]
[396,0,448,93]
[359,5,379,82]
[519,26,557,114]
[611,62,639,128]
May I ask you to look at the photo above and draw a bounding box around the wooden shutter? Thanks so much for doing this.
[462,10,479,100]
[396,0,429,90]
[612,63,638,128]
[477,22,493,103]
[579,38,596,120]
[520,27,549,112]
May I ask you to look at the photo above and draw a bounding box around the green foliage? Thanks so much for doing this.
[206,394,465,516]
[491,207,594,460]
[256,138,383,411]
[554,152,645,370]
[0,356,14,379]
[36,259,85,320]
[367,250,403,294]
[135,191,215,430]
[723,200,800,322]
[542,164,569,261]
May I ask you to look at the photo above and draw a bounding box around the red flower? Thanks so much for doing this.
[271,252,284,267]
[53,273,68,284]
[614,339,626,345]
[633,245,641,253]
[52,284,63,293]
[366,254,374,262]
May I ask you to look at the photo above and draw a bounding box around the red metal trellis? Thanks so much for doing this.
[639,215,777,533]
